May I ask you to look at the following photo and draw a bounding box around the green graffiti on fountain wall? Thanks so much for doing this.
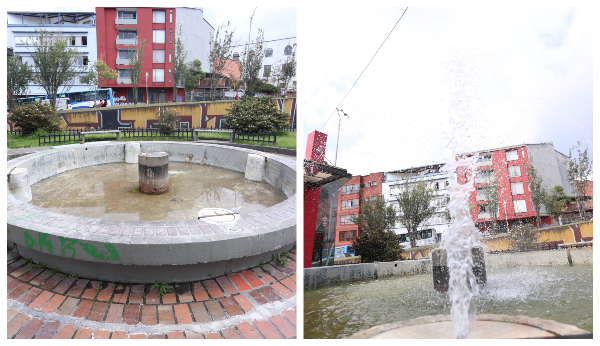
[23,230,121,261]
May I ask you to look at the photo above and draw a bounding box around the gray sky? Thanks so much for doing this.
[301,7,593,176]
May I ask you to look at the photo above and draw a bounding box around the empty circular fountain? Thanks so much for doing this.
[7,141,296,283]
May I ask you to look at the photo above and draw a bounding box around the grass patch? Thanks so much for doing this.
[8,130,296,150]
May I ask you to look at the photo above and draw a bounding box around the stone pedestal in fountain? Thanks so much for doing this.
[138,152,169,195]
[8,167,32,203]
[346,314,590,339]
[432,246,486,292]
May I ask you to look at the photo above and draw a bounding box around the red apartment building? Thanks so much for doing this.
[336,173,385,247]
[96,7,213,105]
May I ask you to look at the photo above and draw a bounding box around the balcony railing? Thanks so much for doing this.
[116,38,137,45]
[115,18,137,25]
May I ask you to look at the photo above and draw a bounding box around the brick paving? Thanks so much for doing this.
[7,248,297,339]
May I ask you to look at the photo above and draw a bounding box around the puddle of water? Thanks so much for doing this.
[30,162,287,222]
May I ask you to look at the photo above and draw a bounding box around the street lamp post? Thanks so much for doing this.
[145,72,149,104]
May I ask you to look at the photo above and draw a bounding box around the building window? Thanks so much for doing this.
[284,45,292,55]
[265,48,273,57]
[153,50,165,63]
[476,169,493,180]
[511,182,524,195]
[117,9,136,19]
[153,10,165,23]
[263,65,271,77]
[70,37,76,46]
[82,36,87,46]
[118,49,136,60]
[339,230,358,242]
[341,198,359,210]
[118,30,137,40]
[477,187,490,199]
[127,89,144,102]
[506,150,519,161]
[170,29,173,43]
[508,165,521,178]
[153,30,165,44]
[170,10,173,23]
[118,69,131,78]
[233,52,239,61]
[76,56,89,66]
[478,153,492,163]
[479,204,488,214]
[169,69,172,82]
[340,215,356,225]
[371,181,377,186]
[153,69,165,82]
[169,49,172,62]
[341,184,360,195]
[513,200,527,213]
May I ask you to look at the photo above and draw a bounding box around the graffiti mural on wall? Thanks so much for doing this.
[19,229,121,261]
[62,109,135,129]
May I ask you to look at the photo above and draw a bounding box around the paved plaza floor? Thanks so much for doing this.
[7,250,297,339]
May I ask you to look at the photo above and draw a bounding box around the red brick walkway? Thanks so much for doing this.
[7,250,297,339]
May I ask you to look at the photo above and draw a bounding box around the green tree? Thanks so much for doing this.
[172,25,188,102]
[128,39,145,104]
[254,79,278,94]
[7,54,33,110]
[350,196,403,263]
[29,30,81,109]
[543,185,570,221]
[241,29,265,96]
[82,55,117,107]
[566,142,593,218]
[208,22,237,100]
[395,179,437,248]
[224,96,290,132]
[184,59,206,92]
[155,108,179,132]
[8,102,62,135]
[279,43,296,96]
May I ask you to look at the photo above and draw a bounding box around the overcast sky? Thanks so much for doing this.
[300,7,593,176]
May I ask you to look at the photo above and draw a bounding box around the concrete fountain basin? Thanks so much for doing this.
[7,141,296,283]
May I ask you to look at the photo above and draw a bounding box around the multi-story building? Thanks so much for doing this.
[95,7,213,105]
[233,37,297,94]
[336,173,384,248]
[7,11,98,96]
[460,142,573,232]
[382,164,450,246]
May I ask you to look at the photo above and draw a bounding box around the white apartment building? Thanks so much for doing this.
[382,164,451,248]
[7,11,98,96]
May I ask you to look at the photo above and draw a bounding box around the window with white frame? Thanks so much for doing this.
[478,153,492,162]
[169,69,171,82]
[263,65,271,77]
[371,181,377,186]
[118,30,137,40]
[153,10,165,23]
[170,29,172,43]
[506,150,519,161]
[513,200,527,213]
[341,199,359,210]
[82,36,87,46]
[117,9,136,19]
[477,187,489,199]
[118,69,131,78]
[508,165,521,178]
[153,69,164,82]
[341,184,359,195]
[118,49,136,60]
[265,48,273,57]
[390,185,401,195]
[511,182,524,195]
[153,30,165,44]
[153,50,165,63]
[340,215,356,225]
[170,10,173,23]
[479,204,488,214]
[476,170,493,180]
[169,49,172,62]
[284,45,292,55]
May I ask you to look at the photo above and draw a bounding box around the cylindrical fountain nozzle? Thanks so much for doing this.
[138,152,169,195]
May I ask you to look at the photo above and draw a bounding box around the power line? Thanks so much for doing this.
[319,7,408,131]
[232,37,296,49]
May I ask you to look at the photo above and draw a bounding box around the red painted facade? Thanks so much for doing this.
[336,173,385,247]
[304,131,328,268]
[96,7,183,104]
[466,145,552,231]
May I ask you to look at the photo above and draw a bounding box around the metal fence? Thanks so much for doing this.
[232,131,277,145]
[120,128,197,140]
[39,132,83,146]
[7,129,24,136]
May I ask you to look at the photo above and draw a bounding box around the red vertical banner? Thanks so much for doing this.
[304,131,328,268]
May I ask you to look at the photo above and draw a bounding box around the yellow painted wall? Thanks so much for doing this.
[580,222,593,239]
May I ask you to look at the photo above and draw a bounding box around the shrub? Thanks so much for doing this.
[224,96,290,133]
[155,108,179,132]
[8,102,62,135]
[353,229,404,263]
[254,80,278,94]
[509,223,539,251]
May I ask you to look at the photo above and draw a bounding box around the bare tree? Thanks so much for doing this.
[566,142,593,218]
[172,24,188,102]
[29,30,81,108]
[128,39,145,104]
[208,22,237,100]
[241,29,265,96]
[395,179,437,248]
[7,54,32,110]
[527,163,547,228]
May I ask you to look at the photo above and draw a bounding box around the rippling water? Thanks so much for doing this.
[304,264,592,339]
